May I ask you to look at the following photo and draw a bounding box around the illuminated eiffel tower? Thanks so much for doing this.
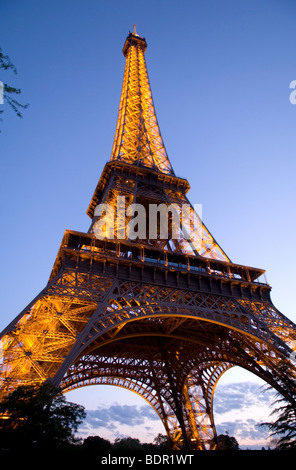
[1,28,296,450]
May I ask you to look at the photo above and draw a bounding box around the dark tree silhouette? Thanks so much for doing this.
[0,382,86,450]
[216,433,240,450]
[82,435,112,451]
[153,433,170,449]
[261,361,296,450]
[112,436,144,450]
[0,47,29,125]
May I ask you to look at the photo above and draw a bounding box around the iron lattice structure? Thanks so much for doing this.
[1,30,296,450]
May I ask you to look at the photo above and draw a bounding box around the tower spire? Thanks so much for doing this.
[110,30,174,175]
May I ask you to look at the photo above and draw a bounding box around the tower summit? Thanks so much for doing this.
[110,29,174,175]
[0,31,296,451]
[87,31,228,260]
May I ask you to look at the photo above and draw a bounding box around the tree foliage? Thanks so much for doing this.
[0,382,86,450]
[153,432,170,449]
[82,435,112,451]
[0,46,29,124]
[216,433,240,450]
[261,362,296,450]
[112,436,144,450]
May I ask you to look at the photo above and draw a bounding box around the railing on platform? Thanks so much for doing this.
[57,231,268,287]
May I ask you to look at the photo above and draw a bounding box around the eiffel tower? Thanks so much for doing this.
[1,28,296,450]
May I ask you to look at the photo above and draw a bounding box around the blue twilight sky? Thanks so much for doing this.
[0,0,296,447]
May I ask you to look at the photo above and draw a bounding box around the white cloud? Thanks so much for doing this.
[83,403,159,429]
[213,381,276,448]
[74,381,277,448]
[78,403,164,443]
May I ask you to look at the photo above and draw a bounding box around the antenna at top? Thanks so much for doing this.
[133,24,138,36]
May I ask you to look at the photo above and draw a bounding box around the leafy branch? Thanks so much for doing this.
[0,47,29,123]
